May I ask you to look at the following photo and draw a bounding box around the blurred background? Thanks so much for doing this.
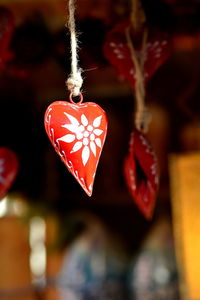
[0,0,200,299]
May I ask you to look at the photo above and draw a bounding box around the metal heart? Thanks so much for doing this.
[124,130,159,219]
[104,20,171,87]
[44,100,108,196]
[0,147,19,200]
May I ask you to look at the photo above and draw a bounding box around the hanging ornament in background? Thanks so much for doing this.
[107,0,161,219]
[0,6,15,72]
[0,147,19,200]
[103,20,171,88]
[44,0,108,196]
[124,131,159,220]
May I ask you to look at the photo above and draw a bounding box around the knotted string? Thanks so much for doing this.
[125,26,151,133]
[66,0,83,96]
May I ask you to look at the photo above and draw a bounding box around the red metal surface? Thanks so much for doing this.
[124,130,159,219]
[44,97,108,196]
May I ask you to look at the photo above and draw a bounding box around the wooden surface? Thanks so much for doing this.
[170,152,200,300]
[0,217,35,300]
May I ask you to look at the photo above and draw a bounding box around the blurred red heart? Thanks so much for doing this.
[0,147,19,200]
[104,21,171,87]
[44,99,108,196]
[0,6,15,71]
[124,130,159,219]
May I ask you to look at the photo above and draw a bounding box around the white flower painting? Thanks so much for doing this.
[57,113,104,166]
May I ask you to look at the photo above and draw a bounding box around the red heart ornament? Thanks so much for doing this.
[124,130,159,219]
[0,6,15,71]
[44,97,108,196]
[103,21,171,87]
[0,147,19,200]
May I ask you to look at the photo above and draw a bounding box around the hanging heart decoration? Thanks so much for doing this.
[0,147,19,200]
[0,6,15,72]
[103,21,171,88]
[124,130,159,219]
[44,94,108,196]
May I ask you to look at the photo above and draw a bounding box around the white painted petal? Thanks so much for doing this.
[78,125,85,132]
[82,146,90,165]
[64,113,79,126]
[76,132,83,140]
[71,141,82,153]
[93,129,103,136]
[62,124,79,133]
[87,125,93,131]
[58,134,75,143]
[90,141,96,156]
[83,131,89,137]
[90,133,95,141]
[81,114,88,126]
[83,138,89,146]
[95,138,102,148]
[93,116,102,127]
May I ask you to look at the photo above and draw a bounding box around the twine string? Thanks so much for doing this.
[125,26,151,133]
[66,0,83,97]
[130,0,146,31]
